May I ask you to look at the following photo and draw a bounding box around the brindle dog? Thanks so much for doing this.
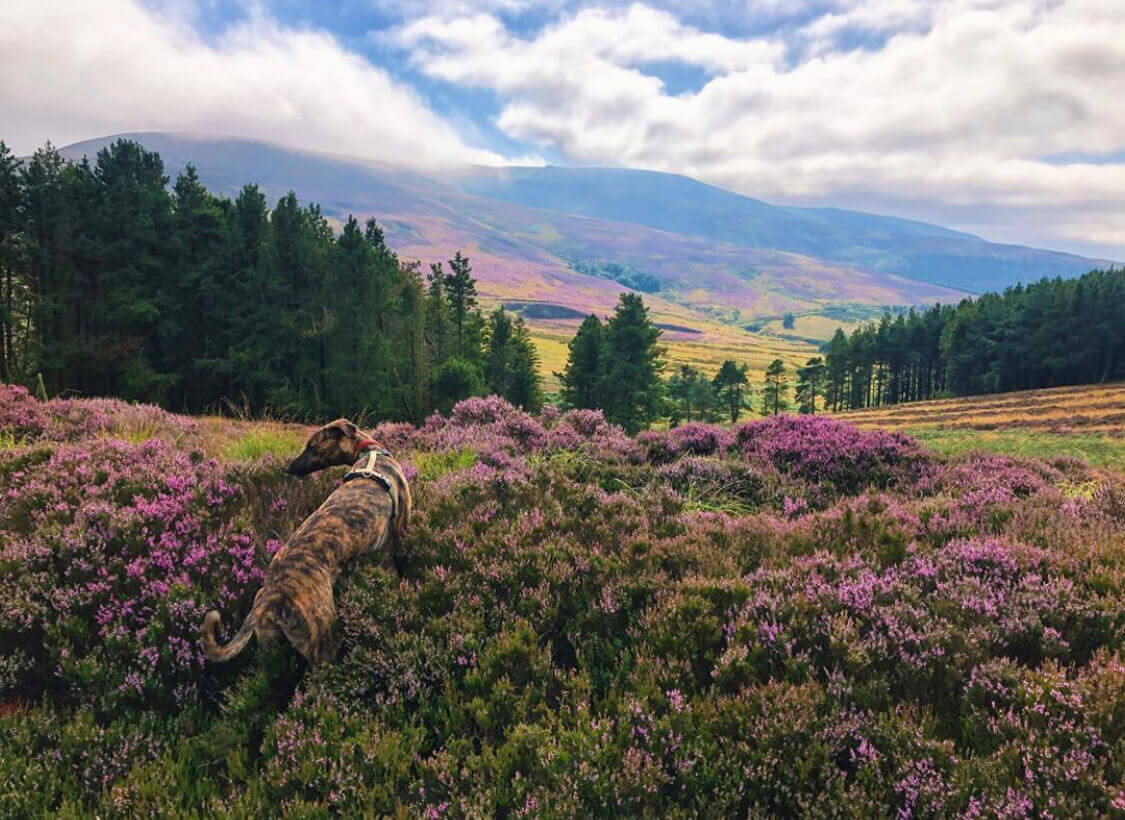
[201,419,411,665]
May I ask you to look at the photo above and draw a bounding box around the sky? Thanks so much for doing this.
[2,0,1123,260]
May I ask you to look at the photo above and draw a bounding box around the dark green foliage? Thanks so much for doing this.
[667,364,721,425]
[572,259,661,293]
[0,137,498,422]
[558,295,664,431]
[782,312,795,329]
[795,357,826,414]
[484,309,543,412]
[599,294,665,433]
[824,268,1125,409]
[761,358,789,416]
[558,313,604,410]
[711,359,749,423]
[0,141,27,384]
[431,358,485,415]
[445,251,477,357]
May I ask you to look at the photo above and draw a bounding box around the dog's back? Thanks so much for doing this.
[202,445,410,665]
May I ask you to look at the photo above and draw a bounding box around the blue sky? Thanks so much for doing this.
[2,0,1124,260]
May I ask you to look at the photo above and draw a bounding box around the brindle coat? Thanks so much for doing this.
[200,419,411,665]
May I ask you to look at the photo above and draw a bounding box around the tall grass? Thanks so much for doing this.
[222,429,309,462]
[907,428,1125,472]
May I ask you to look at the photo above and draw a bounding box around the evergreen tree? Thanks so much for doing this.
[225,184,272,409]
[824,329,850,411]
[0,141,26,383]
[559,313,604,410]
[505,315,543,412]
[599,293,664,432]
[484,307,514,397]
[166,164,229,410]
[761,358,789,416]
[445,251,477,356]
[795,356,826,414]
[666,364,701,424]
[711,359,749,423]
[90,139,175,399]
[431,358,483,415]
[425,262,451,367]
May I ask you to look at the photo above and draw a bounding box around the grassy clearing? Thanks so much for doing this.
[907,427,1125,472]
[528,321,818,394]
[408,448,478,480]
[221,428,309,462]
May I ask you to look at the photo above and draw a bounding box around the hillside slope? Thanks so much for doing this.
[2,387,1123,815]
[53,134,1112,374]
[449,165,1113,292]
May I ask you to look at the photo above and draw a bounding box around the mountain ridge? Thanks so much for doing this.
[54,133,1113,349]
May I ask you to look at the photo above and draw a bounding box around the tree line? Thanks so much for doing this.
[820,267,1124,410]
[557,294,819,431]
[0,139,541,421]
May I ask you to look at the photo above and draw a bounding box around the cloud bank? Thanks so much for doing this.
[396,0,1125,257]
[0,0,507,167]
[2,0,1122,258]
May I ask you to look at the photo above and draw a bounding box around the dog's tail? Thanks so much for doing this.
[201,609,256,663]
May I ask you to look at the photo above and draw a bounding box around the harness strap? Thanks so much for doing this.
[343,448,397,524]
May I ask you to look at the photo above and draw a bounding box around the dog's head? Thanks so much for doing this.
[286,418,370,477]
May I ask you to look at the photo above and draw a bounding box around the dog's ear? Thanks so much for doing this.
[326,418,358,439]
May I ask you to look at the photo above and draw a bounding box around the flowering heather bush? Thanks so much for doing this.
[0,383,199,445]
[639,422,737,463]
[1,393,1122,816]
[738,413,931,495]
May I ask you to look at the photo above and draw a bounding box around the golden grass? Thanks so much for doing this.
[906,428,1125,473]
[839,383,1125,435]
[528,322,819,396]
[830,383,1125,474]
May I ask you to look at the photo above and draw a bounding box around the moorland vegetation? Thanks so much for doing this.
[1,385,1122,815]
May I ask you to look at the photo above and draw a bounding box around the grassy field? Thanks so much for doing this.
[529,323,817,394]
[838,382,1125,472]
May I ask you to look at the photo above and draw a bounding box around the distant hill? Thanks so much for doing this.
[57,134,1113,347]
[450,165,1108,292]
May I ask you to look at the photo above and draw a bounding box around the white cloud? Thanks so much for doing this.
[397,0,1125,257]
[0,0,506,166]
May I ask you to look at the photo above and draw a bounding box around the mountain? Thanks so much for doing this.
[449,165,1108,292]
[56,134,1113,357]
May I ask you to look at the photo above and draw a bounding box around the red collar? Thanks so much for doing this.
[355,438,381,453]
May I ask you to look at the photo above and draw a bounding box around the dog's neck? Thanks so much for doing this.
[350,441,390,472]
[353,437,382,460]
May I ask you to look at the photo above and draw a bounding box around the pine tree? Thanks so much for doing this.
[795,356,826,414]
[824,329,850,411]
[484,307,514,396]
[600,293,664,432]
[430,357,483,415]
[711,359,749,423]
[666,364,699,424]
[0,141,25,383]
[225,184,272,410]
[506,315,543,412]
[761,358,789,416]
[91,139,175,400]
[559,313,604,409]
[445,251,477,356]
[167,164,229,410]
